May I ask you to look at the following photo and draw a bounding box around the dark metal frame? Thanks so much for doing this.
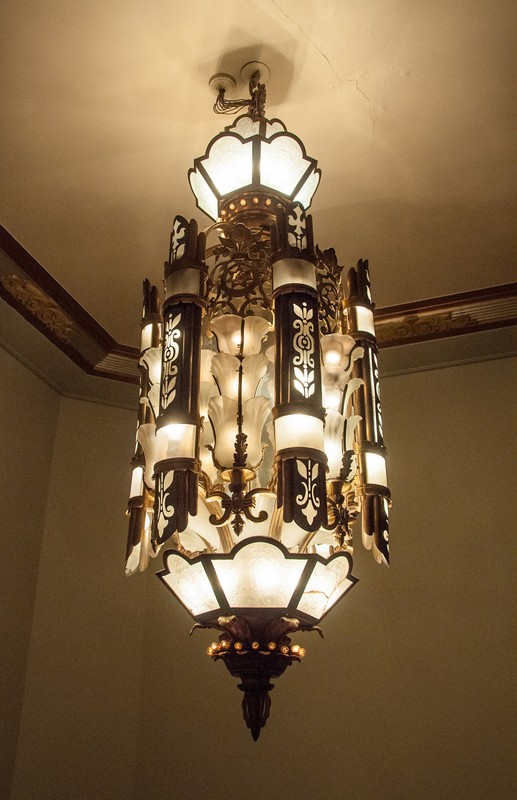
[157,535,357,628]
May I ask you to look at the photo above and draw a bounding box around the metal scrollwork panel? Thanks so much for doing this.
[205,222,273,322]
[315,246,344,335]
[154,467,197,544]
[280,293,323,408]
[169,215,189,262]
[277,455,327,532]
[161,311,182,410]
[292,301,316,399]
[287,203,307,251]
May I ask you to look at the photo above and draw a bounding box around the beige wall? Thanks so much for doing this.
[0,347,60,800]
[135,356,516,800]
[9,395,145,800]
[3,352,515,800]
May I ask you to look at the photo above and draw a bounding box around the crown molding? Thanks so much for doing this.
[1,223,516,398]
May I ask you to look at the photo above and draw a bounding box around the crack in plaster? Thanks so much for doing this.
[271,0,375,144]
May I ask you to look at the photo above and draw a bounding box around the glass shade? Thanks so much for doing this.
[275,414,324,451]
[211,353,268,401]
[321,334,356,368]
[296,556,355,620]
[321,366,347,412]
[139,346,162,418]
[210,314,269,356]
[208,395,270,470]
[260,137,310,195]
[137,423,160,488]
[323,409,346,479]
[364,452,388,487]
[160,555,221,617]
[140,323,154,351]
[155,423,197,460]
[125,507,154,576]
[354,306,376,337]
[158,537,357,625]
[189,115,321,221]
[201,135,253,197]
[212,539,307,608]
[129,465,144,499]
[272,258,317,291]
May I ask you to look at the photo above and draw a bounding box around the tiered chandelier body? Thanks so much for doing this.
[125,69,390,739]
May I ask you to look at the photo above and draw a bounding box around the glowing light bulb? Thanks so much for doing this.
[324,348,342,366]
[323,387,341,411]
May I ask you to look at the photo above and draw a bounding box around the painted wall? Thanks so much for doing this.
[0,347,60,800]
[8,393,146,800]
[4,353,516,800]
[136,356,516,800]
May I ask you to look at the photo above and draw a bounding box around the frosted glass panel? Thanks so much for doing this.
[162,555,220,617]
[213,541,307,607]
[207,396,238,468]
[129,466,144,498]
[293,169,320,210]
[232,116,260,139]
[203,137,253,196]
[323,409,345,479]
[272,258,317,290]
[189,169,218,220]
[137,423,159,488]
[139,346,161,386]
[211,353,267,401]
[365,452,387,486]
[166,268,202,299]
[297,555,354,619]
[211,314,269,355]
[155,424,197,460]
[261,136,308,195]
[275,414,324,451]
[209,395,270,470]
[140,324,154,351]
[321,334,356,368]
[355,306,376,336]
[265,120,286,137]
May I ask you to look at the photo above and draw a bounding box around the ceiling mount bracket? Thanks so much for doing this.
[209,62,270,119]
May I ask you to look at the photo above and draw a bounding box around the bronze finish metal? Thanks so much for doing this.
[213,69,266,119]
[2,226,514,386]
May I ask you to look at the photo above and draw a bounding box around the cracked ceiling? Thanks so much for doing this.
[1,0,515,348]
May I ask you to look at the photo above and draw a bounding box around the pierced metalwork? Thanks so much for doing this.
[160,311,181,409]
[292,302,316,399]
[295,459,321,526]
[205,222,273,322]
[169,215,188,262]
[315,246,345,335]
[286,203,308,251]
[213,70,266,119]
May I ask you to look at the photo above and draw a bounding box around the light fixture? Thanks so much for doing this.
[125,64,391,740]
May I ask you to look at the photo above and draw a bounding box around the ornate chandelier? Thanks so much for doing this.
[125,65,391,740]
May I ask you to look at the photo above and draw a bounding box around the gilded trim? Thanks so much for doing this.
[0,272,73,342]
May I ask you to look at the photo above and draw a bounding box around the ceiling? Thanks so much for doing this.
[1,0,515,349]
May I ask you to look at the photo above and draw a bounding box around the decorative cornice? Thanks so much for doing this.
[0,224,139,384]
[0,273,74,342]
[375,283,517,347]
[1,224,516,384]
